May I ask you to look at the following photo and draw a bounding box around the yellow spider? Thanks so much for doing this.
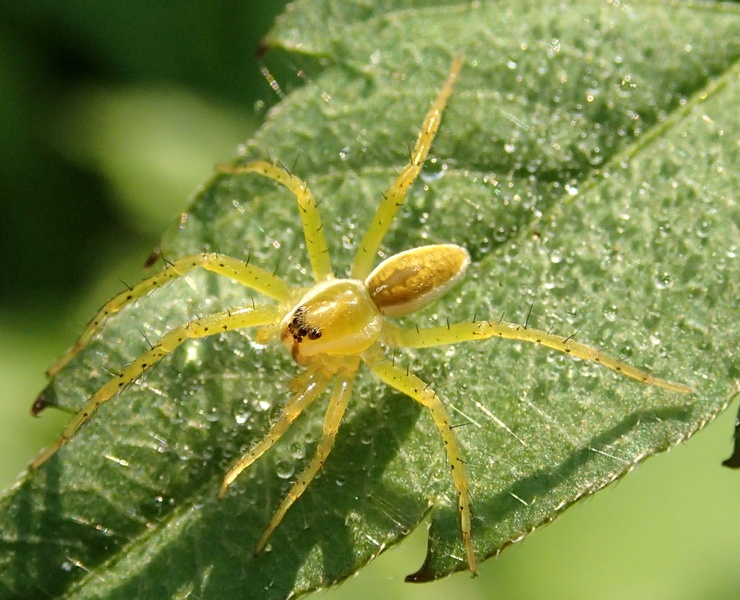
[30,56,692,575]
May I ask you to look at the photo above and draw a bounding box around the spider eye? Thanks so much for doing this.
[366,244,470,317]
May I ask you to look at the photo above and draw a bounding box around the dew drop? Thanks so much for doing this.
[257,400,271,412]
[290,442,306,460]
[604,305,619,322]
[492,227,509,243]
[275,460,294,480]
[550,248,564,264]
[654,273,673,290]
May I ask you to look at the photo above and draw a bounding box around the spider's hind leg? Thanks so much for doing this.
[367,357,477,575]
[351,56,463,280]
[382,321,694,394]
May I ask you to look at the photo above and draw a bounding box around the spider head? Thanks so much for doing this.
[281,279,383,364]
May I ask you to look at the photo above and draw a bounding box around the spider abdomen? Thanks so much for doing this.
[366,244,470,317]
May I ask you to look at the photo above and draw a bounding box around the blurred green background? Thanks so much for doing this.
[0,0,288,478]
[0,2,737,599]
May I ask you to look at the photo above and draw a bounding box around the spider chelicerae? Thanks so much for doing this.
[31,56,692,575]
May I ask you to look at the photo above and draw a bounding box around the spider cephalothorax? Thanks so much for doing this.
[280,279,381,364]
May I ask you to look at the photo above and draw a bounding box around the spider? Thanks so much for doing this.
[30,56,693,575]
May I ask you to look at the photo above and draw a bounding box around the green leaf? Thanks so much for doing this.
[2,0,738,598]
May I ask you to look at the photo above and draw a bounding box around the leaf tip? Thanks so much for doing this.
[30,387,56,416]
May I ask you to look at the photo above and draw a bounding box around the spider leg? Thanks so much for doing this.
[367,357,477,576]
[382,322,694,394]
[351,56,463,280]
[253,356,359,554]
[218,161,333,281]
[218,362,334,497]
[31,305,281,469]
[48,253,291,377]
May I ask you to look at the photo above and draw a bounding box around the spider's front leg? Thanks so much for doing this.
[45,254,290,379]
[218,362,333,497]
[217,161,334,282]
[31,305,280,469]
[250,356,360,554]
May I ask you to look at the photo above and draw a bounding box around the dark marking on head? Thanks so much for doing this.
[288,306,315,343]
